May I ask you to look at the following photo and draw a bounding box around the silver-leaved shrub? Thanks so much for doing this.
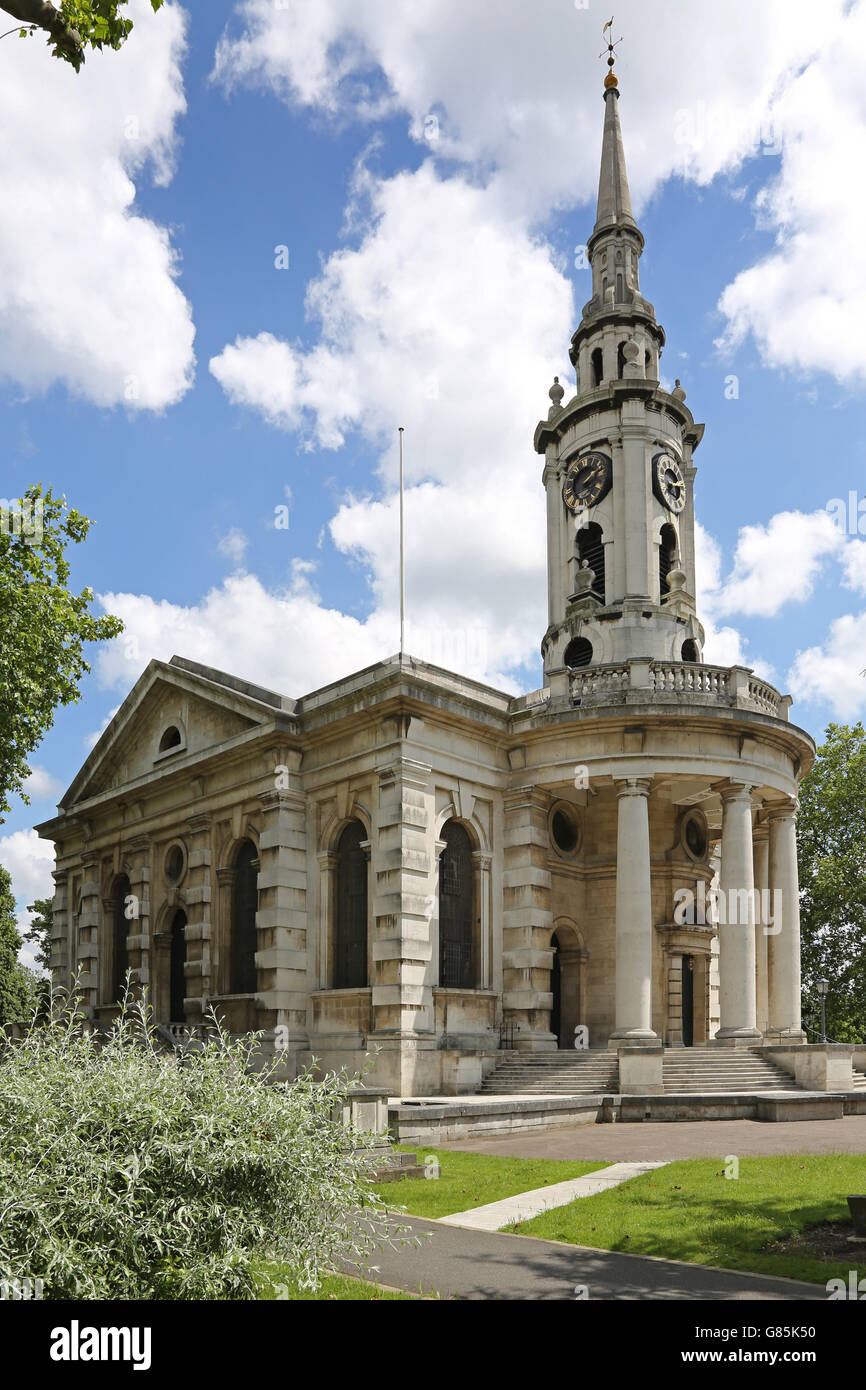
[0,987,406,1299]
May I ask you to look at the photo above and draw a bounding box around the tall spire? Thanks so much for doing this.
[593,23,638,238]
[593,85,638,238]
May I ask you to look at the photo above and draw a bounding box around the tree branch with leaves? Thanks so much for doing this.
[0,0,163,71]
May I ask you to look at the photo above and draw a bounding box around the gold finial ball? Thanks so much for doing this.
[604,70,618,89]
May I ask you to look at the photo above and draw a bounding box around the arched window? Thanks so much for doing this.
[170,908,187,1023]
[159,726,182,752]
[112,874,131,1002]
[439,822,474,989]
[229,839,259,995]
[681,638,699,663]
[335,821,368,988]
[563,636,593,669]
[591,347,603,387]
[659,523,677,600]
[617,342,626,378]
[577,522,605,601]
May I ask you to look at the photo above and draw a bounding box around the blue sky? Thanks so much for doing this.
[2,0,866,951]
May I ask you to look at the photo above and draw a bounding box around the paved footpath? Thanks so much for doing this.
[438,1160,668,1231]
[365,1217,824,1300]
[432,1114,866,1162]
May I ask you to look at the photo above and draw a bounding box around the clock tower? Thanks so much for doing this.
[535,64,706,687]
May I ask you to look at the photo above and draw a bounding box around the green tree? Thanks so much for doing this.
[797,722,866,1042]
[0,485,122,821]
[22,896,52,971]
[0,865,31,1026]
[0,0,162,71]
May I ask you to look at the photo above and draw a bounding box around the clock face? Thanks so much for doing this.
[653,451,686,514]
[562,451,612,513]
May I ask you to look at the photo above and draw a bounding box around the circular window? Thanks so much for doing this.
[682,813,708,861]
[164,843,185,883]
[551,807,579,855]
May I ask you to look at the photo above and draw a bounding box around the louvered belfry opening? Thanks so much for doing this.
[439,821,474,989]
[335,820,368,988]
[659,522,677,599]
[577,521,605,601]
[563,636,593,669]
[112,874,131,1002]
[230,839,259,995]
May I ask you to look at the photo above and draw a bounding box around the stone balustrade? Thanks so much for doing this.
[567,660,788,719]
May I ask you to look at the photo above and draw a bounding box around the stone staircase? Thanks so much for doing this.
[852,1066,866,1091]
[479,1050,620,1095]
[662,1048,800,1094]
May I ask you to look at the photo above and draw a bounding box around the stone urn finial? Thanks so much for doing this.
[548,375,565,418]
[672,378,687,402]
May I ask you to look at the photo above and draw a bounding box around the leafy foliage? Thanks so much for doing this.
[0,485,122,820]
[797,722,866,1042]
[0,866,31,1026]
[0,985,407,1299]
[1,1,163,71]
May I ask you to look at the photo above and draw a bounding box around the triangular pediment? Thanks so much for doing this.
[61,658,295,809]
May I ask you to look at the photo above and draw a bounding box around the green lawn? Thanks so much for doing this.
[506,1154,866,1285]
[257,1268,419,1300]
[375,1146,608,1218]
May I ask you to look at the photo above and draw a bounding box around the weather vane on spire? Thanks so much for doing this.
[599,17,623,89]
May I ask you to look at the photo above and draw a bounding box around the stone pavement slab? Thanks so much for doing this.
[362,1216,824,1300]
[431,1114,866,1162]
[438,1160,668,1231]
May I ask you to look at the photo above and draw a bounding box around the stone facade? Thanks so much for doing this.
[36,74,815,1097]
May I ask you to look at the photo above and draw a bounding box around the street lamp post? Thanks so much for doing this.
[816,978,830,1043]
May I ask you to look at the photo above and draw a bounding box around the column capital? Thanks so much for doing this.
[471,850,494,869]
[766,796,798,822]
[316,850,339,869]
[186,814,212,834]
[713,779,754,804]
[614,776,652,799]
[258,788,304,813]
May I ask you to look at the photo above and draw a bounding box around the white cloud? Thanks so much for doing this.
[693,520,763,672]
[716,3,866,384]
[217,527,249,568]
[0,0,195,409]
[709,510,844,619]
[0,828,55,907]
[788,612,866,720]
[212,0,840,219]
[22,766,64,802]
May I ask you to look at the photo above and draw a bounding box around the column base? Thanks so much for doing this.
[713,1027,763,1046]
[608,1028,660,1048]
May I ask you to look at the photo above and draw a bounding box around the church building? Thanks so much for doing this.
[37,62,815,1098]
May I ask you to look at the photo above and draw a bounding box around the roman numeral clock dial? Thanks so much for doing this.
[562,451,612,513]
[652,451,686,513]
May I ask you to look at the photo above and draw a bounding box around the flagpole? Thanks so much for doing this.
[398,426,405,657]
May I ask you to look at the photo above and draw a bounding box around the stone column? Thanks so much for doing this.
[716,783,761,1041]
[752,820,770,1035]
[256,781,309,1050]
[472,849,493,990]
[124,836,151,1001]
[182,815,213,1022]
[369,759,436,1094]
[316,849,339,988]
[767,798,805,1040]
[78,851,100,1012]
[502,787,554,1050]
[46,869,69,987]
[610,778,658,1042]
